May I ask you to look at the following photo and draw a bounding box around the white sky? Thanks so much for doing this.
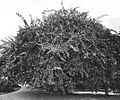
[0,0,120,41]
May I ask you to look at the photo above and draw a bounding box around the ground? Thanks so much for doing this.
[0,86,120,100]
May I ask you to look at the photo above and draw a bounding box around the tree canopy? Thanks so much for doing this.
[0,7,120,95]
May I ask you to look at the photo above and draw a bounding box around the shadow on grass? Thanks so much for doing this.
[0,90,120,100]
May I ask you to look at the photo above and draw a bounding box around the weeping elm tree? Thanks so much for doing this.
[0,7,119,95]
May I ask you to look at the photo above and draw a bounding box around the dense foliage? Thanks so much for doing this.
[0,7,120,95]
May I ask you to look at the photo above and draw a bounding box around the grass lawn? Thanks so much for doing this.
[0,86,120,100]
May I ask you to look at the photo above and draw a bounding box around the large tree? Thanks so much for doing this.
[0,7,119,95]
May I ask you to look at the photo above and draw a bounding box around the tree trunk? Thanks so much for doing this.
[105,87,109,96]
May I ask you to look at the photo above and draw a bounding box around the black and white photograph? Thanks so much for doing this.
[0,0,120,100]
